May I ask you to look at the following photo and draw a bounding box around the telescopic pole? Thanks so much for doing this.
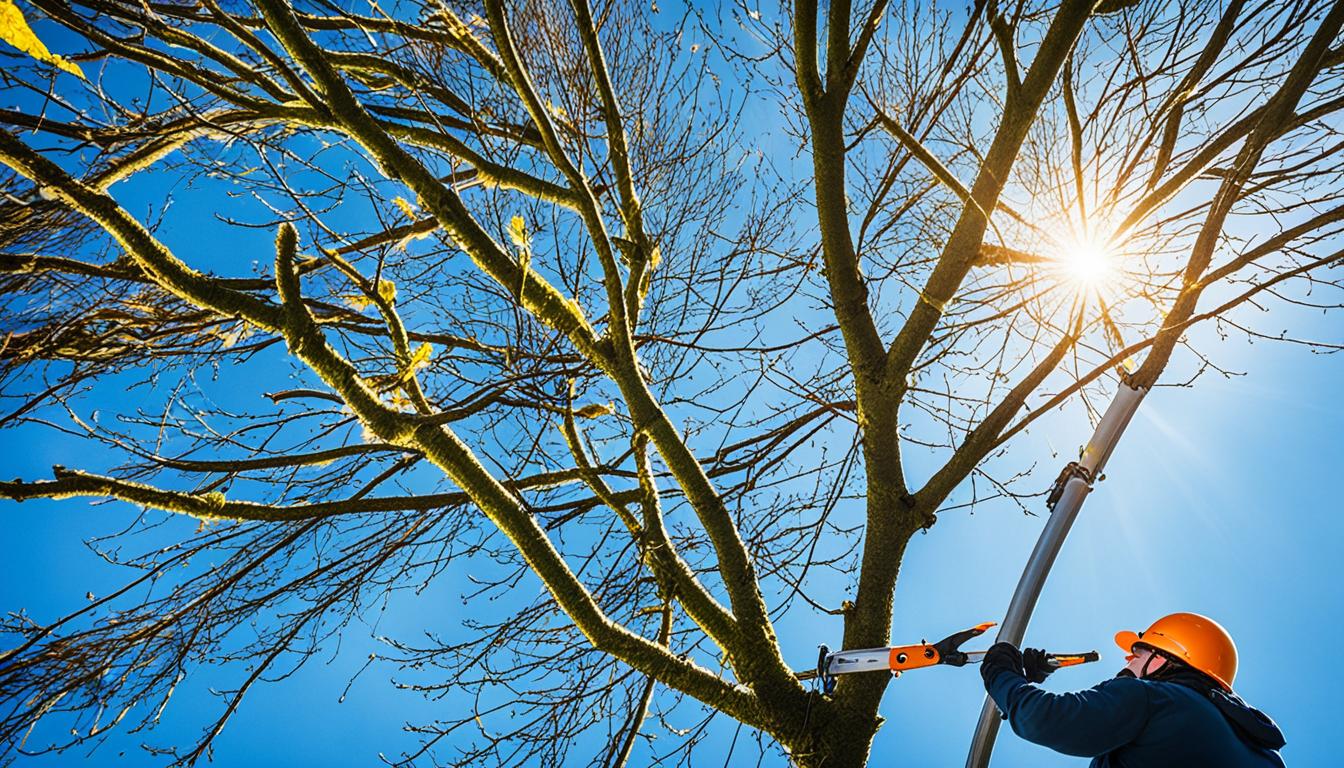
[964,377,1147,768]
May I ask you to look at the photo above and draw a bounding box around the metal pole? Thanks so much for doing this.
[964,381,1147,768]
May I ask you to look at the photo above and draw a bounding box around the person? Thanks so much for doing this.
[980,612,1286,767]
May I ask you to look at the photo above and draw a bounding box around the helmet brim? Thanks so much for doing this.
[1114,630,1141,654]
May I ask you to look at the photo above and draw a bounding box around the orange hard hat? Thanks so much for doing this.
[1114,612,1237,691]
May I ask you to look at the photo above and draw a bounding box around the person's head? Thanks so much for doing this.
[1122,643,1170,679]
[1114,612,1238,690]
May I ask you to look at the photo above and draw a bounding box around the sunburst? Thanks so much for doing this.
[1055,231,1117,295]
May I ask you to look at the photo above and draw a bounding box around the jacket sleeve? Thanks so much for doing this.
[985,670,1151,757]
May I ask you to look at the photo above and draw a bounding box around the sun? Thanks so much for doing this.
[1057,233,1116,292]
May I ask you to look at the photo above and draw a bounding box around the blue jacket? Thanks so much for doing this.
[985,668,1286,767]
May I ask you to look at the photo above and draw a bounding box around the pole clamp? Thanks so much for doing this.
[1046,461,1093,510]
[816,644,836,695]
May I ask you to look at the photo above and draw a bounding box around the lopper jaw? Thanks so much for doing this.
[927,621,998,667]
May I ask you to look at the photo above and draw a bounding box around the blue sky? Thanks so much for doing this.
[4,2,1344,766]
[5,292,1338,768]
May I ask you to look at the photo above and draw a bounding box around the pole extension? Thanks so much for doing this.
[964,377,1147,768]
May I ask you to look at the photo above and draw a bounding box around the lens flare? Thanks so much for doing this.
[1050,230,1120,301]
[1061,237,1114,287]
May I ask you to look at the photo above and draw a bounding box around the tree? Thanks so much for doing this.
[2,0,1342,765]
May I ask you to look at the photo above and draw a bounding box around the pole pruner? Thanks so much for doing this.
[796,621,1099,695]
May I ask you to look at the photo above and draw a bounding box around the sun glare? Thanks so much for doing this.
[1058,235,1116,291]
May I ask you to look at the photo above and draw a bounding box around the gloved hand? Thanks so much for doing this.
[980,642,1024,687]
[1022,647,1056,684]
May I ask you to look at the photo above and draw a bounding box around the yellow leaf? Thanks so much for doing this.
[400,343,433,383]
[574,401,615,419]
[377,280,397,304]
[0,0,85,79]
[219,323,251,348]
[508,215,530,249]
[343,293,374,311]
[392,196,417,220]
[408,342,432,370]
[395,226,434,251]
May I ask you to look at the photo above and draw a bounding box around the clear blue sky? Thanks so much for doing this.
[3,3,1342,767]
[5,296,1338,768]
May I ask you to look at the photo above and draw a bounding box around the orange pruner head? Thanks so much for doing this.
[933,621,997,667]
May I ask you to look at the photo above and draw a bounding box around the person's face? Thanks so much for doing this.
[1123,645,1168,678]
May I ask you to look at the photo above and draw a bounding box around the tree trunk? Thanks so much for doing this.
[785,699,884,768]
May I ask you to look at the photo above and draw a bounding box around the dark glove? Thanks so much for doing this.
[980,642,1024,687]
[1022,647,1056,684]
